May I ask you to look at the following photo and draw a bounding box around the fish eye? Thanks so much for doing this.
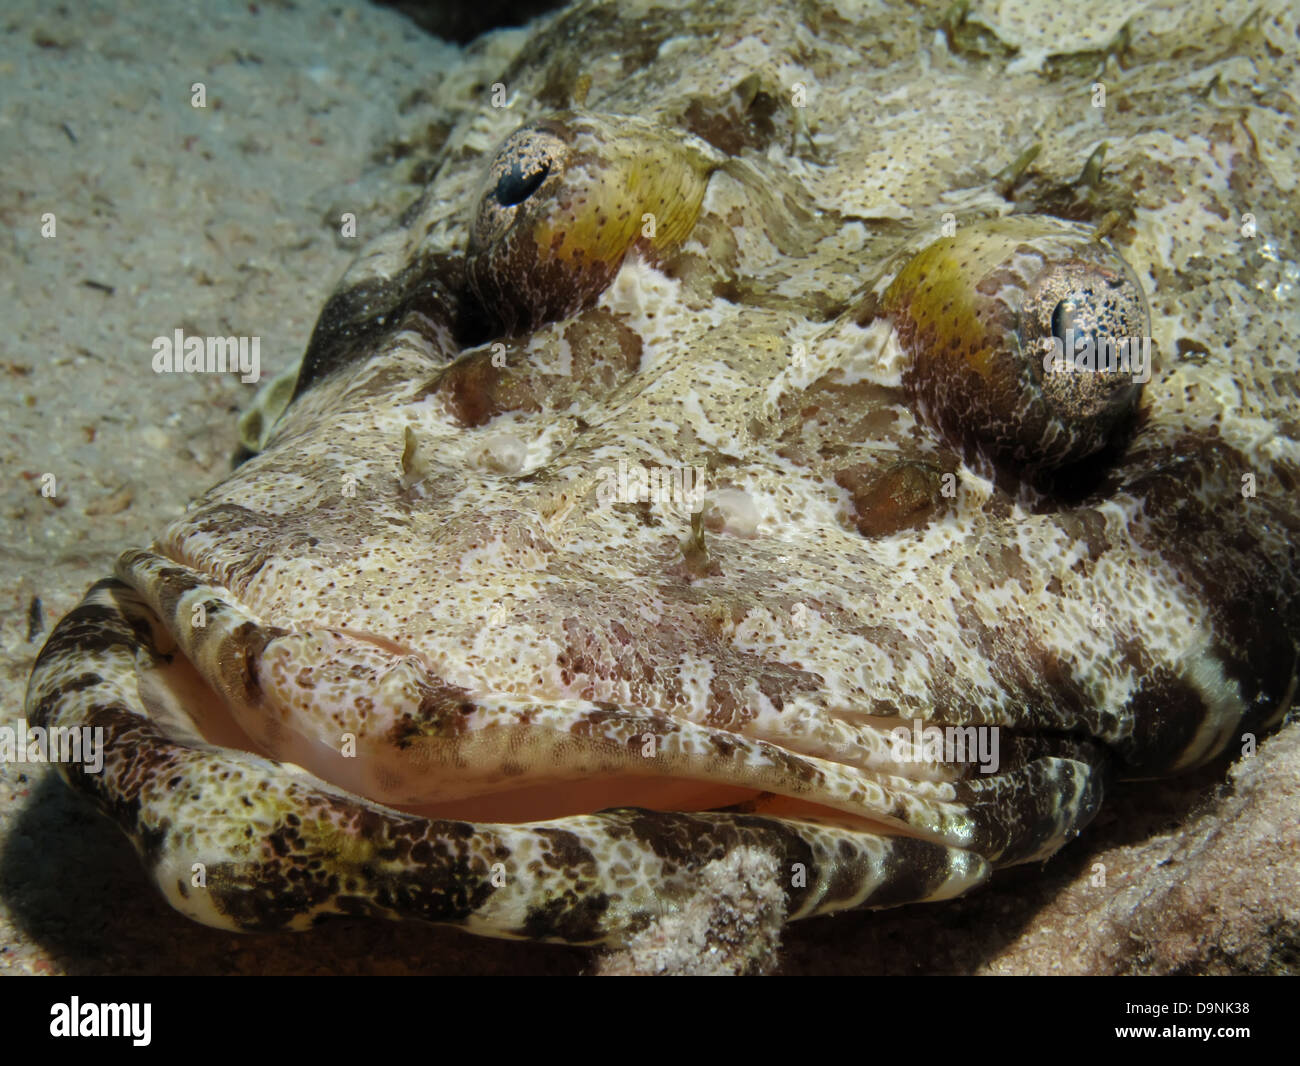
[883,216,1151,473]
[468,122,568,257]
[466,113,716,335]
[1025,260,1148,425]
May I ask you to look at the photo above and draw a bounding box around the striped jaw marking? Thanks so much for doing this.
[26,0,1300,965]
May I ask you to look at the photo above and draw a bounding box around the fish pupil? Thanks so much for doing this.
[1050,291,1104,359]
[494,161,550,207]
[1051,295,1081,349]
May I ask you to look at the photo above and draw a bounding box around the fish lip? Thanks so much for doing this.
[126,546,975,844]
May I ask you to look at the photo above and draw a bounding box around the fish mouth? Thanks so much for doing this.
[114,544,1118,878]
[28,548,1106,942]
[145,635,774,823]
[121,547,984,848]
[144,613,954,840]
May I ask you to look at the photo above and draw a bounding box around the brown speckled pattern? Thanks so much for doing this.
[25,0,1300,953]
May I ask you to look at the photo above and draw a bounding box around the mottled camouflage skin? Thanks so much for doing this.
[26,0,1300,950]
